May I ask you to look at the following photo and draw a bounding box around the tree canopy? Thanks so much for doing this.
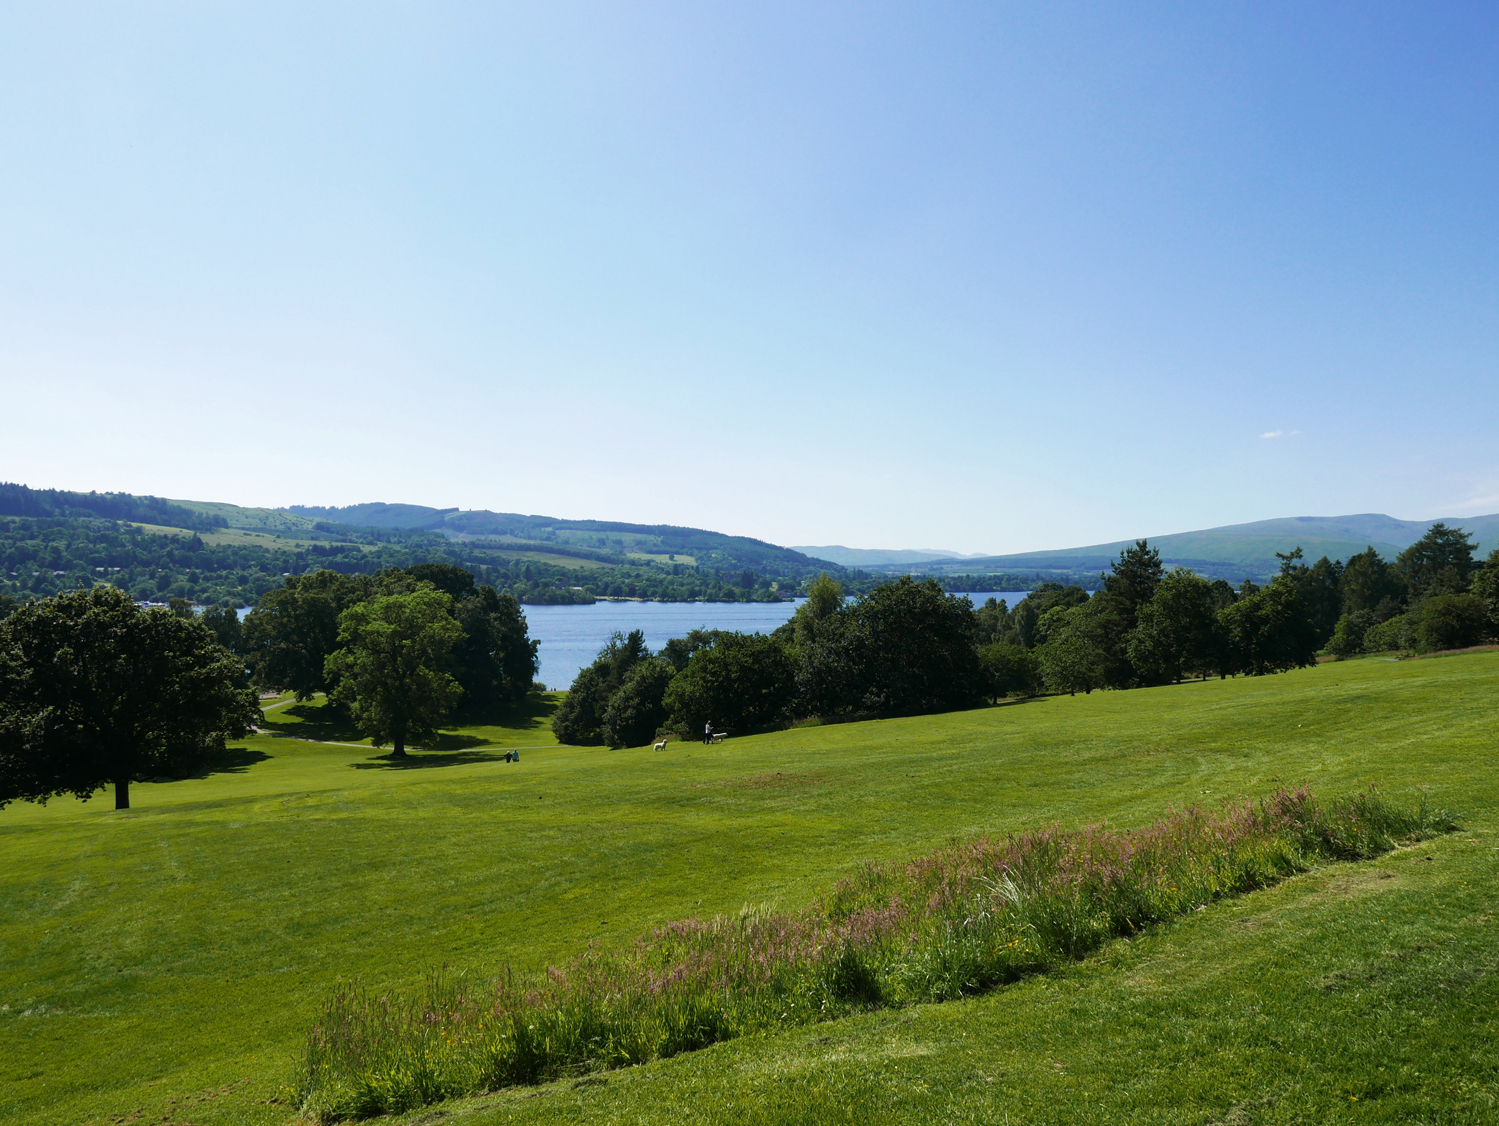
[324,588,464,756]
[0,587,260,810]
[551,524,1496,742]
[1397,523,1477,599]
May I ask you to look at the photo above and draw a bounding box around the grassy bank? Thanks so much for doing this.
[299,788,1450,1119]
[1,652,1496,1124]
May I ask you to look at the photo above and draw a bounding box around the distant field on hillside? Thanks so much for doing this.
[167,499,319,533]
[130,522,375,553]
[2,654,1496,1125]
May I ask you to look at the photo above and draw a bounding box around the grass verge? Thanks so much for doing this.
[299,787,1452,1120]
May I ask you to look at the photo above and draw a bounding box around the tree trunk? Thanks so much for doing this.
[115,777,130,810]
[392,737,407,758]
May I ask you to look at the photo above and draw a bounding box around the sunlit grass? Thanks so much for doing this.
[1,653,1496,1125]
[298,788,1451,1120]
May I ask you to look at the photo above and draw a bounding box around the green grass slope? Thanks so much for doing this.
[167,499,321,533]
[2,654,1497,1125]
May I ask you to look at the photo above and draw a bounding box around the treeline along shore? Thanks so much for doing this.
[4,517,1496,804]
[556,523,1499,747]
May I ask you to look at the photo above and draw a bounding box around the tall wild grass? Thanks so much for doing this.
[300,788,1451,1120]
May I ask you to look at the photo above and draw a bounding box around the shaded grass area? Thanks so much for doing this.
[299,789,1451,1120]
[0,654,1496,1125]
[258,691,562,753]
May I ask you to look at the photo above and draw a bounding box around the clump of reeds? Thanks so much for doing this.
[298,787,1452,1121]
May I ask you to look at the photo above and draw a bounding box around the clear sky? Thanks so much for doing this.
[2,3,1496,554]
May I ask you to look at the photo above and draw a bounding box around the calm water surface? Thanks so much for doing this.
[525,592,1031,689]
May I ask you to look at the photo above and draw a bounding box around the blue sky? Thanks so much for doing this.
[2,3,1496,553]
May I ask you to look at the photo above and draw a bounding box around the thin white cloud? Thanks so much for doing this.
[1260,429,1301,439]
[1448,492,1499,513]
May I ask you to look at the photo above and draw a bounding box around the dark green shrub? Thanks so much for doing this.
[664,631,796,736]
[977,643,1040,699]
[1325,610,1372,658]
[601,658,676,747]
[1412,593,1488,653]
[553,631,649,745]
[1363,612,1415,653]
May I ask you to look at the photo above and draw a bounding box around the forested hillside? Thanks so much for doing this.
[284,502,830,578]
[0,484,852,607]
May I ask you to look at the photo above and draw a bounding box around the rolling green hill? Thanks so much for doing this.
[791,545,971,566]
[283,503,828,578]
[7,479,1497,598]
[891,512,1499,582]
[168,499,320,533]
[0,484,839,606]
[2,652,1495,1125]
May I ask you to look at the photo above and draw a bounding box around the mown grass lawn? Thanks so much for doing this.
[2,653,1496,1125]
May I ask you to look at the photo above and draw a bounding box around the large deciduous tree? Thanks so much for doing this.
[1127,570,1225,684]
[1036,603,1109,695]
[243,570,371,700]
[324,589,464,757]
[451,585,538,709]
[840,577,984,714]
[1010,583,1090,649]
[553,630,650,745]
[601,658,677,747]
[663,632,796,735]
[1218,581,1319,676]
[0,587,260,810]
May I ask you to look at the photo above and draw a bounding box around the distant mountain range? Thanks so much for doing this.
[6,481,1494,591]
[814,513,1499,582]
[790,546,989,567]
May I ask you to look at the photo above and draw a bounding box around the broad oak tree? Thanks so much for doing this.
[324,588,464,757]
[0,587,260,810]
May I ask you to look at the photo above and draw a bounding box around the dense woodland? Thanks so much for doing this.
[555,523,1499,747]
[0,516,806,608]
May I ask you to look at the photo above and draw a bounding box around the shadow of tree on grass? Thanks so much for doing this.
[159,745,272,782]
[260,702,364,744]
[419,731,493,751]
[351,750,516,771]
[453,691,559,734]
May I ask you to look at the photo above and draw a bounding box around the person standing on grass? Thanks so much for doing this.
[704,720,712,745]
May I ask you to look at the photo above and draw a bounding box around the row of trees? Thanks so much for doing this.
[1319,524,1498,657]
[970,523,1499,694]
[0,563,544,814]
[553,525,1499,747]
[229,565,539,752]
[554,574,1024,748]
